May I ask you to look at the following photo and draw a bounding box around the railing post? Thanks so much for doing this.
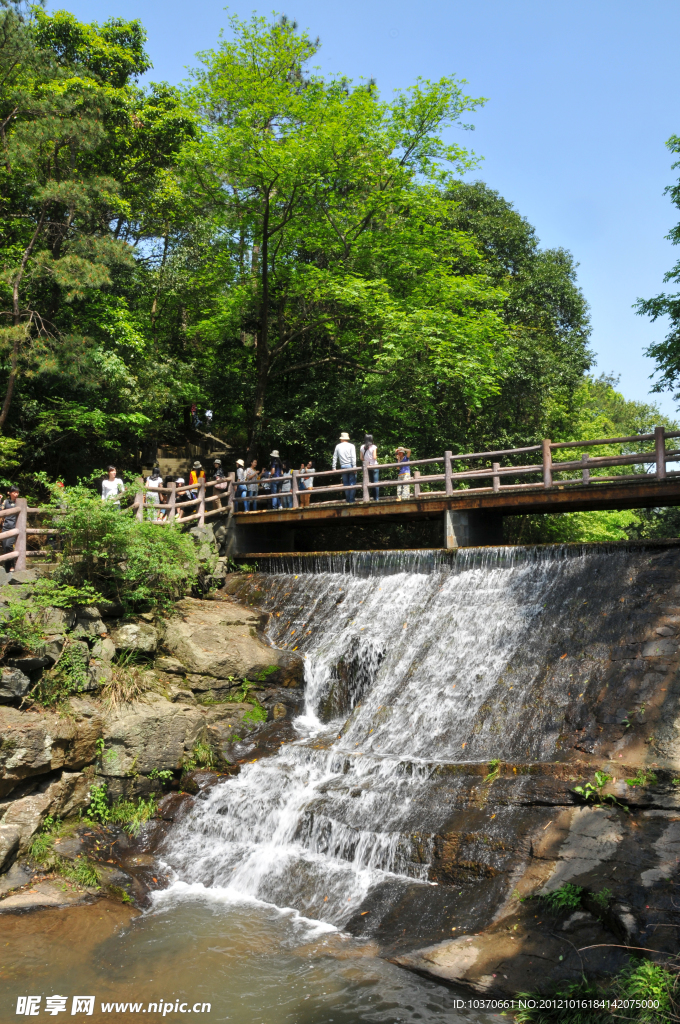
[581,453,590,484]
[15,498,27,571]
[292,470,299,509]
[414,469,421,498]
[542,439,552,489]
[168,482,176,522]
[362,463,369,502]
[198,476,206,526]
[135,490,144,522]
[444,451,453,496]
[492,462,500,493]
[655,426,667,480]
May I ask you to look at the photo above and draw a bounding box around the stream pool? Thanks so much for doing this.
[0,891,500,1024]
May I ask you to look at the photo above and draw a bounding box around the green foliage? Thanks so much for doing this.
[183,740,215,771]
[27,815,61,864]
[86,782,111,823]
[536,883,584,912]
[85,779,158,834]
[572,770,628,810]
[46,483,198,612]
[0,600,43,660]
[626,769,658,788]
[32,639,88,708]
[514,959,677,1024]
[226,678,258,704]
[30,578,104,610]
[591,887,613,911]
[148,768,173,782]
[484,758,501,785]
[58,855,101,888]
[242,703,267,726]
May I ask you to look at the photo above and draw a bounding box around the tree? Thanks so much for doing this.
[183,14,513,454]
[636,135,680,399]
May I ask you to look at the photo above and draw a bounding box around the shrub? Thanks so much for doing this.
[32,640,89,708]
[44,483,199,613]
[85,780,159,835]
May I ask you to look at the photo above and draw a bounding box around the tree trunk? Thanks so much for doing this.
[247,199,271,461]
[0,206,46,430]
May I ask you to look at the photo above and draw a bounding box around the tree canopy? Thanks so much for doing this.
[0,6,670,543]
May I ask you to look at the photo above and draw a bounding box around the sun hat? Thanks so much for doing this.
[395,445,406,452]
[339,432,350,441]
[236,459,244,467]
[270,450,280,458]
[176,477,185,485]
[192,460,202,469]
[213,458,222,465]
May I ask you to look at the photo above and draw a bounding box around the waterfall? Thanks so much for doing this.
[161,545,655,925]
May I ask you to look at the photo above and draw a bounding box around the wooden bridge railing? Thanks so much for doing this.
[227,425,680,513]
[5,427,679,566]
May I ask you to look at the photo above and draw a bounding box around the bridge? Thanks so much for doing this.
[220,427,680,555]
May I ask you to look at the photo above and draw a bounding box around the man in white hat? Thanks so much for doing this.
[235,458,246,509]
[332,431,357,503]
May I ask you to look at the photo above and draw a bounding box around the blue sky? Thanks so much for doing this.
[58,0,680,418]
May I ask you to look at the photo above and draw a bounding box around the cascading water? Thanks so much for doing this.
[162,545,647,926]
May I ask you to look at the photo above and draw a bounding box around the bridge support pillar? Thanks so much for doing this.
[443,509,504,549]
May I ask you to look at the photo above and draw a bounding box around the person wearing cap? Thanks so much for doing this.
[395,446,412,501]
[1,485,20,565]
[269,450,283,510]
[235,458,246,510]
[332,432,357,503]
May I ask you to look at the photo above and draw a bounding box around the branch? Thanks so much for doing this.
[193,428,232,449]
[269,356,390,379]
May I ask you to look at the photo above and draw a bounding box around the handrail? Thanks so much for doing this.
[7,429,678,560]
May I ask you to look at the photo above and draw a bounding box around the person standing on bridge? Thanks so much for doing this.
[101,466,124,506]
[235,459,246,510]
[298,460,315,507]
[269,451,283,509]
[245,458,259,511]
[1,485,20,566]
[332,432,357,503]
[395,446,412,501]
[360,434,379,501]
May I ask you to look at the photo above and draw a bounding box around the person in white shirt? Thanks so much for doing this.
[101,466,125,506]
[145,465,163,520]
[332,432,357,503]
[360,433,379,501]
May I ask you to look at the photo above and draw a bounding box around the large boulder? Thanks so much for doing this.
[161,597,303,684]
[0,699,103,798]
[0,770,93,873]
[0,668,31,704]
[100,693,206,777]
[110,622,158,654]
